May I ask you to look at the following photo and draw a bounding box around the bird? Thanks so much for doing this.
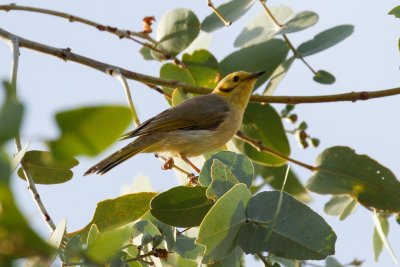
[84,70,265,175]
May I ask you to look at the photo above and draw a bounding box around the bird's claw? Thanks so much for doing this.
[161,158,174,170]
[187,173,199,186]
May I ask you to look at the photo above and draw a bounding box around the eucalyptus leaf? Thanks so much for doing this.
[199,151,254,187]
[175,235,204,260]
[69,192,156,240]
[276,11,319,35]
[220,39,289,89]
[254,164,310,202]
[373,215,389,261]
[48,106,132,158]
[150,186,213,227]
[153,9,200,57]
[313,70,336,84]
[264,57,295,95]
[206,159,240,201]
[233,103,290,166]
[201,0,255,33]
[324,195,358,220]
[17,150,78,184]
[234,6,294,48]
[86,227,131,263]
[197,184,251,263]
[238,191,336,260]
[298,25,354,57]
[389,6,400,18]
[307,146,400,212]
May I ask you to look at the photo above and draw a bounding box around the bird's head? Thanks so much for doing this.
[213,71,265,108]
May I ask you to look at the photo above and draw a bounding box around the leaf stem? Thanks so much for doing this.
[235,131,316,172]
[112,69,140,127]
[258,0,284,27]
[1,27,400,105]
[207,0,232,26]
[9,37,56,232]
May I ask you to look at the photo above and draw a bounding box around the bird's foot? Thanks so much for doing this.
[187,173,199,186]
[161,157,174,170]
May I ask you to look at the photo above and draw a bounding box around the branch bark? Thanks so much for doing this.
[1,27,400,105]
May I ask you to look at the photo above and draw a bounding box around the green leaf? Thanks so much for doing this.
[0,186,53,259]
[86,227,131,263]
[131,220,162,245]
[234,6,294,48]
[373,215,389,261]
[233,103,290,166]
[313,70,336,84]
[17,150,78,184]
[154,9,200,56]
[0,152,11,185]
[196,184,251,263]
[87,224,100,246]
[160,63,194,98]
[254,164,311,202]
[139,46,155,60]
[238,191,336,260]
[298,25,354,57]
[150,186,213,227]
[172,87,190,107]
[324,195,358,220]
[48,106,132,158]
[277,11,319,35]
[206,159,241,201]
[182,49,220,88]
[0,82,24,145]
[64,235,82,262]
[175,235,204,260]
[307,146,400,212]
[210,247,243,267]
[264,56,295,95]
[70,192,156,240]
[201,0,256,33]
[199,151,254,187]
[220,39,289,89]
[389,6,400,18]
[48,219,67,249]
[325,257,343,267]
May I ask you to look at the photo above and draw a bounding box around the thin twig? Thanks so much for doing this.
[282,34,317,74]
[207,0,232,26]
[258,0,284,27]
[1,27,400,105]
[256,252,272,267]
[0,3,185,66]
[259,1,317,75]
[235,131,316,172]
[9,37,56,232]
[112,69,140,127]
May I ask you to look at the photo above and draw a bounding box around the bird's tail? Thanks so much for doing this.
[84,136,158,175]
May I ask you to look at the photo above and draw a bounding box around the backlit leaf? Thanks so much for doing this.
[307,146,400,212]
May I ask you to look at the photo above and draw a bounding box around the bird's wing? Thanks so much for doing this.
[121,94,230,139]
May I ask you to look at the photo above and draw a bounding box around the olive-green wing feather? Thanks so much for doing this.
[121,94,230,139]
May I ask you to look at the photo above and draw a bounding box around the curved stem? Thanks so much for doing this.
[9,37,56,232]
[112,69,140,127]
[1,27,400,105]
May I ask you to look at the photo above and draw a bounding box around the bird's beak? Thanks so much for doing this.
[247,70,266,80]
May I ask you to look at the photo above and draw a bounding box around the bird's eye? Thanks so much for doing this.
[232,75,240,82]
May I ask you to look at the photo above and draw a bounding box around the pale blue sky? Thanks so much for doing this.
[0,1,399,266]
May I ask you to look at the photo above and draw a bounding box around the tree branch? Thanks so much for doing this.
[1,27,400,105]
[0,3,186,66]
[235,131,316,172]
[206,0,232,26]
[8,37,56,232]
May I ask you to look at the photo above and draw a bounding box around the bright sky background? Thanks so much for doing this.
[0,1,399,266]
